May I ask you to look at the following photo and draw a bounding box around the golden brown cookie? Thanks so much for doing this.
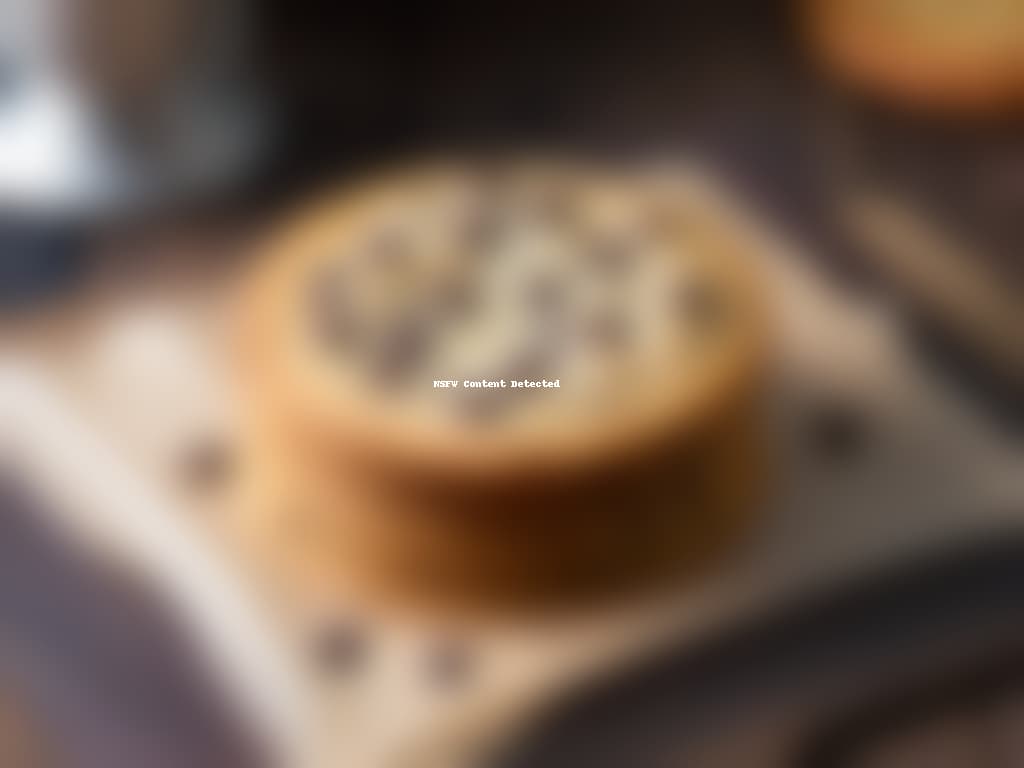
[234,160,768,611]
[802,0,1024,116]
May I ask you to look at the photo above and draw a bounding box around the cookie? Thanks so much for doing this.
[803,0,1024,116]
[235,160,768,610]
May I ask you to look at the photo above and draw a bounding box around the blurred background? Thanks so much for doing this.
[0,1,1021,766]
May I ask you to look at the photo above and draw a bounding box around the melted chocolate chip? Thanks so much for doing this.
[456,389,509,425]
[639,203,683,243]
[424,640,474,689]
[583,310,631,352]
[584,236,638,277]
[674,278,726,333]
[311,620,369,676]
[458,204,505,258]
[368,315,431,387]
[523,274,566,317]
[507,342,557,384]
[528,185,579,230]
[366,228,412,272]
[437,276,480,321]
[180,436,233,495]
[307,267,361,352]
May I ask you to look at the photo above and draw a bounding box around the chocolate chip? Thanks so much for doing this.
[807,399,870,463]
[455,389,509,426]
[528,185,579,230]
[307,267,361,351]
[507,343,556,383]
[180,437,233,495]
[584,236,638,277]
[523,274,566,317]
[674,278,726,333]
[437,277,480,321]
[366,228,412,272]
[583,310,630,352]
[424,640,474,690]
[458,204,505,258]
[639,203,683,243]
[368,315,431,387]
[311,620,369,677]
